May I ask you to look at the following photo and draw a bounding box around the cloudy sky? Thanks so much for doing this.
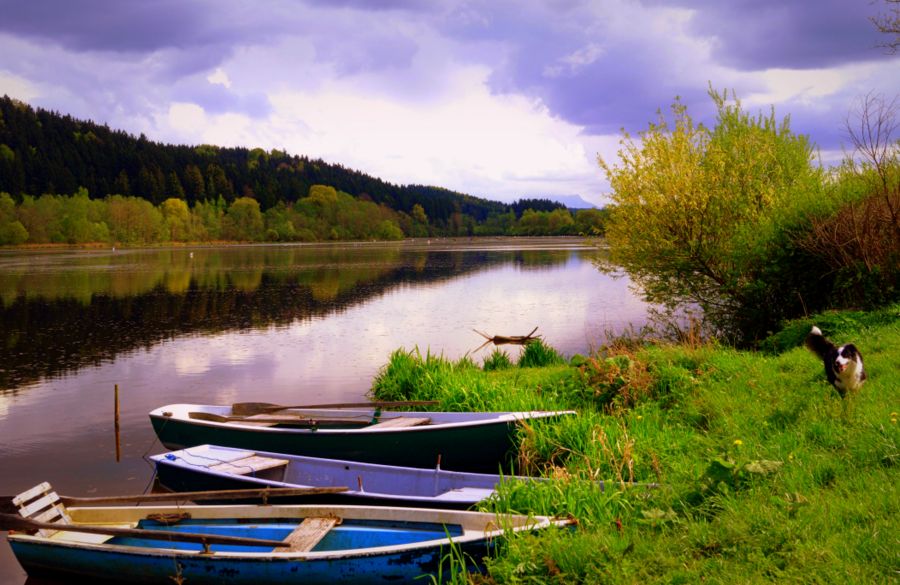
[0,0,897,205]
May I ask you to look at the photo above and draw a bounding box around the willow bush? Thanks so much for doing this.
[599,88,833,344]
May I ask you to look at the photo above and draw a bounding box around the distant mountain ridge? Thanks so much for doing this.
[546,194,596,209]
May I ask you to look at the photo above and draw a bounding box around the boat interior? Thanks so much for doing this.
[8,482,498,555]
[165,445,507,500]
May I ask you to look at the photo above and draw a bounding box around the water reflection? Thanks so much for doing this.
[2,243,579,390]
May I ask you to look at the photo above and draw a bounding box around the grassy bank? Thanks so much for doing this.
[371,307,899,583]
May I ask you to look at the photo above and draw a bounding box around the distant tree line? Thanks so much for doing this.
[0,96,606,243]
[0,185,608,245]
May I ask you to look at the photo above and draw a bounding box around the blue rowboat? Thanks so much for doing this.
[149,404,576,473]
[151,444,546,508]
[5,483,571,584]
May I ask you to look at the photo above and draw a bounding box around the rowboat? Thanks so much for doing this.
[5,482,572,584]
[151,444,546,508]
[149,403,575,472]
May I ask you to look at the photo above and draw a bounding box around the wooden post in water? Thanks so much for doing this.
[114,384,121,462]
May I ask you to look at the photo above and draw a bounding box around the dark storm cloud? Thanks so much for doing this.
[433,1,718,134]
[430,0,897,146]
[0,0,224,53]
[5,0,424,78]
[301,0,434,11]
[489,33,718,135]
[654,0,885,70]
[0,0,420,122]
[0,0,895,171]
[304,17,420,75]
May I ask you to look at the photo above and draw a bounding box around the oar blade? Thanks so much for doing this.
[231,402,281,416]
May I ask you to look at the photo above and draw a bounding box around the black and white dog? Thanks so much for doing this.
[805,326,866,397]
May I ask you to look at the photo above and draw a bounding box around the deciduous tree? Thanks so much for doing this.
[161,197,191,242]
[0,192,28,245]
[223,196,263,241]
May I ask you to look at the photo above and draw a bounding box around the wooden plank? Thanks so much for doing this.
[11,485,71,537]
[210,455,289,476]
[17,492,68,521]
[31,506,69,525]
[284,517,340,552]
[367,416,431,429]
[12,482,53,507]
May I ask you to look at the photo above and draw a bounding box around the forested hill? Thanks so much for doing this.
[0,95,565,225]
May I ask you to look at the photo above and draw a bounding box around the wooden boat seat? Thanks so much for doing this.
[12,482,73,537]
[367,416,431,429]
[283,516,340,552]
[209,455,289,476]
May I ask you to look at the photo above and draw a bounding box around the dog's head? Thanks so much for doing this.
[834,344,861,373]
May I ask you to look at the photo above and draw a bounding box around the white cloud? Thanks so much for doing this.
[543,43,606,78]
[0,70,39,102]
[172,348,210,376]
[743,64,875,108]
[206,67,232,89]
[267,68,604,200]
[166,102,208,137]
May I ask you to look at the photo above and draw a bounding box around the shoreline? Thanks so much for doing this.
[0,235,604,254]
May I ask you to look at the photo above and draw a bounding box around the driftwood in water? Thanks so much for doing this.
[473,326,540,352]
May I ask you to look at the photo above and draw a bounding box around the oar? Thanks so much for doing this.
[232,400,439,416]
[57,486,349,506]
[187,412,371,426]
[0,513,291,549]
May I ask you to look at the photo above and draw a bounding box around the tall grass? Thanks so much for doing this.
[372,306,900,583]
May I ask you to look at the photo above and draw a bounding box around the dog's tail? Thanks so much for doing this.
[805,326,833,359]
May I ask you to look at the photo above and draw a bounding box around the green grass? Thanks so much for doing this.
[370,306,900,583]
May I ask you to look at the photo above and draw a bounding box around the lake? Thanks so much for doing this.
[0,237,650,584]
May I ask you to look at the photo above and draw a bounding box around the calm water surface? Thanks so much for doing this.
[0,238,650,584]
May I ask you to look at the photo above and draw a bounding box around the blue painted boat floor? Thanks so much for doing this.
[107,518,464,553]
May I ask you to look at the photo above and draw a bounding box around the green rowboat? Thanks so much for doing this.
[149,403,575,473]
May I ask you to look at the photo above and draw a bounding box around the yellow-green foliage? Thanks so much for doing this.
[0,182,418,246]
[599,89,823,341]
[223,196,264,241]
[0,192,27,245]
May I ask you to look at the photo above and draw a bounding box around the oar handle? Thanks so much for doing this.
[0,513,290,548]
[58,486,349,506]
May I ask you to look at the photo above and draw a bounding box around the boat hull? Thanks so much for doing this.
[7,503,565,585]
[152,445,533,508]
[10,537,491,584]
[149,405,570,473]
[11,542,490,585]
